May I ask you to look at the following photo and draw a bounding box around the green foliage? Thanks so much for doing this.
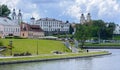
[54,34,73,38]
[5,36,24,39]
[74,20,116,48]
[0,4,11,17]
[69,24,74,34]
[106,22,116,39]
[114,35,120,40]
[74,23,92,47]
[91,20,116,39]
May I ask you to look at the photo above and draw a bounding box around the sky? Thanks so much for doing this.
[0,0,120,24]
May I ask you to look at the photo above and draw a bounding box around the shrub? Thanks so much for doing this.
[13,52,32,56]
[5,36,24,39]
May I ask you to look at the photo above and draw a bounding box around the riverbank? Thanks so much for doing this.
[0,51,111,65]
[83,46,120,49]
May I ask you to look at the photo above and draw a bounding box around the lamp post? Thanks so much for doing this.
[49,25,52,35]
[9,40,13,56]
[57,28,59,36]
[61,24,64,34]
[36,39,38,55]
[98,29,101,43]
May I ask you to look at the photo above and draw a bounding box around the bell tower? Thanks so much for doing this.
[87,13,91,22]
[80,13,86,24]
[30,17,35,24]
[12,9,16,20]
[18,9,22,24]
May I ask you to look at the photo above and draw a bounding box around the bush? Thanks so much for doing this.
[5,36,13,39]
[53,51,62,54]
[55,35,73,38]
[13,52,32,56]
[13,36,23,39]
[5,36,24,39]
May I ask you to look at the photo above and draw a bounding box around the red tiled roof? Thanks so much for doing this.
[21,22,44,32]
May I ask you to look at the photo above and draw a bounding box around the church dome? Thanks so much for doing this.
[18,10,22,16]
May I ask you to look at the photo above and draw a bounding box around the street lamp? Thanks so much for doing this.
[9,40,13,56]
[61,24,64,34]
[57,28,60,36]
[49,25,52,35]
[98,29,101,43]
[36,39,38,55]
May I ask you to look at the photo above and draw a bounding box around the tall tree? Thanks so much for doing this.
[0,4,10,17]
[90,20,115,40]
[91,20,106,38]
[69,24,74,34]
[74,23,92,48]
[106,22,116,39]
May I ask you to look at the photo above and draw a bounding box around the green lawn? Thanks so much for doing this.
[84,43,120,46]
[113,35,120,40]
[0,39,70,56]
[0,51,109,62]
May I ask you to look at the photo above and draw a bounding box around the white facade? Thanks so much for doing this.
[113,24,120,34]
[0,17,20,38]
[35,18,70,34]
[80,13,91,24]
[12,9,22,24]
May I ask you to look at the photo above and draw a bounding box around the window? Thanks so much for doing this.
[9,34,13,36]
[23,33,24,36]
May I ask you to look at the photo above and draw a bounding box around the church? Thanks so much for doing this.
[80,13,91,24]
[71,13,92,35]
[0,17,20,38]
[0,9,22,38]
[0,9,44,38]
[11,9,22,24]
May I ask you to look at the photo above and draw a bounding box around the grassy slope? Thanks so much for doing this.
[0,39,70,55]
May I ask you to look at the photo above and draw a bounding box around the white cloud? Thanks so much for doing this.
[66,5,81,19]
[1,0,120,23]
[64,0,120,23]
[0,0,20,9]
[23,11,40,21]
[0,0,40,23]
[31,11,40,19]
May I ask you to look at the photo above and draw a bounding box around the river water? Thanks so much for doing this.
[0,49,120,70]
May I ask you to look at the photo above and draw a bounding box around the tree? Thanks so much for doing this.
[69,24,74,34]
[91,20,106,38]
[90,20,115,40]
[0,4,10,17]
[106,22,116,39]
[74,23,92,48]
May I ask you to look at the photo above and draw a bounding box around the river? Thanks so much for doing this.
[0,49,120,70]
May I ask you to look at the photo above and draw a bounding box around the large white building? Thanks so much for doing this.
[32,17,70,35]
[0,17,20,38]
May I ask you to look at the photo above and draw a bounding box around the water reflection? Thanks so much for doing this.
[0,49,120,70]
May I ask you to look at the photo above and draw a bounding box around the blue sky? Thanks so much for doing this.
[0,0,120,24]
